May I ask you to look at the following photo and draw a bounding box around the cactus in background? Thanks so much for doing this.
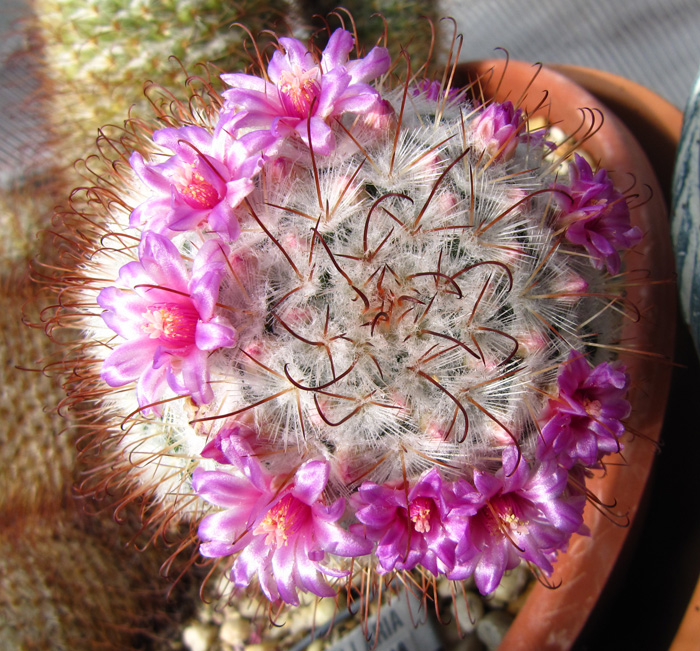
[302,0,440,62]
[0,203,201,650]
[34,15,648,641]
[30,0,298,171]
[29,0,441,175]
[0,274,75,516]
[0,503,199,650]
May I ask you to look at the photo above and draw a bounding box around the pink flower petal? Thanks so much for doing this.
[220,72,269,93]
[180,348,212,404]
[138,232,190,292]
[295,116,333,154]
[291,460,329,505]
[206,200,241,241]
[224,177,255,211]
[195,319,237,351]
[320,28,354,72]
[314,518,372,557]
[295,549,338,598]
[271,542,300,604]
[474,543,509,595]
[129,196,174,231]
[275,36,315,75]
[197,510,249,556]
[129,151,172,194]
[136,361,169,409]
[345,45,391,84]
[97,287,150,339]
[101,338,157,387]
[192,467,260,509]
[153,125,213,153]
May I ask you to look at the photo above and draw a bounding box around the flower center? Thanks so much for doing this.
[254,494,305,547]
[409,496,433,533]
[278,66,321,118]
[484,496,528,538]
[501,510,526,531]
[583,396,603,419]
[173,161,220,210]
[142,302,198,345]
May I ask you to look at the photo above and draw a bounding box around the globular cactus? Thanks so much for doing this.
[37,16,645,632]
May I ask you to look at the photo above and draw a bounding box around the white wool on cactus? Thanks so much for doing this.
[39,21,640,608]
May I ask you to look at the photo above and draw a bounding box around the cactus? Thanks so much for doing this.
[30,0,299,174]
[0,502,201,650]
[301,0,440,62]
[36,17,646,635]
[0,195,202,651]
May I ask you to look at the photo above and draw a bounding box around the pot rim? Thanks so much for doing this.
[455,58,677,650]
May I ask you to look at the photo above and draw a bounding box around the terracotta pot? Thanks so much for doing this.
[549,64,682,209]
[455,60,677,650]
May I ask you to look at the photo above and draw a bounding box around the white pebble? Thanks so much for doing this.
[451,590,485,634]
[476,610,514,650]
[182,623,217,651]
[219,617,251,646]
[489,565,531,608]
[287,597,337,636]
[231,598,263,620]
[436,577,454,600]
[452,633,486,651]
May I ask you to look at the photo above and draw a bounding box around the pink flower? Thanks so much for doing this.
[200,422,259,462]
[129,125,266,241]
[472,100,527,161]
[553,154,642,274]
[97,231,236,410]
[220,28,390,154]
[193,433,371,605]
[538,352,631,468]
[412,78,464,103]
[351,468,470,577]
[451,447,586,595]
